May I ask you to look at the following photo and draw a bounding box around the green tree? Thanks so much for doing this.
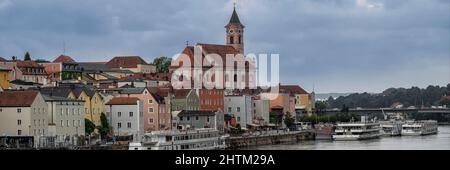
[35,59,50,63]
[284,112,295,128]
[269,111,282,125]
[85,119,96,135]
[99,113,110,139]
[153,56,172,73]
[315,101,327,115]
[24,52,31,61]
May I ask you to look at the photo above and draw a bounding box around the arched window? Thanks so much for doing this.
[238,36,241,44]
[234,74,237,82]
[230,37,234,44]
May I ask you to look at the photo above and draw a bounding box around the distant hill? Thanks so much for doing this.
[324,84,450,109]
[315,93,352,101]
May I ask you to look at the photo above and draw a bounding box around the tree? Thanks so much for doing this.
[270,111,282,125]
[85,119,96,135]
[24,52,31,61]
[341,104,349,113]
[284,112,295,128]
[315,101,327,115]
[34,59,50,63]
[99,113,110,140]
[153,56,172,73]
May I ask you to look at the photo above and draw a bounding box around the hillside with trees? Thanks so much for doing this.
[325,84,450,109]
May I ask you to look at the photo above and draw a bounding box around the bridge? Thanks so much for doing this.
[323,108,450,115]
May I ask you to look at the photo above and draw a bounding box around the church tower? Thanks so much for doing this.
[225,6,245,54]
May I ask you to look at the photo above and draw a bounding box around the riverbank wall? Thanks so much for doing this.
[225,131,315,149]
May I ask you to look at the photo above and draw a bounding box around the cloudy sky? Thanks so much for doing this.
[0,0,448,93]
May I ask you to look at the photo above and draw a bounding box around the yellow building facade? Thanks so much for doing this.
[76,90,104,126]
[0,66,11,90]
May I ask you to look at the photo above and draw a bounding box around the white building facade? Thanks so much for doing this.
[224,95,253,129]
[105,97,144,141]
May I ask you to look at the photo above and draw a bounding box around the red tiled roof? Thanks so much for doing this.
[173,44,240,68]
[53,55,76,63]
[147,87,172,97]
[16,60,44,68]
[279,85,308,94]
[173,89,192,99]
[0,91,39,107]
[106,56,148,69]
[105,97,140,105]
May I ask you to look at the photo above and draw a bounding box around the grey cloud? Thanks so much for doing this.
[0,0,448,93]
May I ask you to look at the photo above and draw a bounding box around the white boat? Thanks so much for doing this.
[129,128,228,150]
[332,116,381,141]
[401,120,438,136]
[380,120,403,136]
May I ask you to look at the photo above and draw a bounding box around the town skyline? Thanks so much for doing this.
[0,0,448,93]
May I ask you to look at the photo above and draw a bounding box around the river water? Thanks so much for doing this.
[245,126,450,150]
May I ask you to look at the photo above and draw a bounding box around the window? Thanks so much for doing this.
[149,118,153,123]
[129,112,133,117]
[17,120,22,125]
[67,120,70,126]
[237,117,241,121]
[148,99,153,104]
[196,116,199,120]
[228,107,232,112]
[34,120,36,126]
[118,122,122,128]
[60,120,63,127]
[149,108,153,113]
[238,36,242,44]
[118,112,122,117]
[230,37,234,44]
[207,117,210,122]
[78,120,81,127]
[180,117,183,121]
[72,108,75,115]
[187,117,190,121]
[17,108,21,113]
[66,108,69,116]
[18,130,22,136]
[237,107,241,112]
[127,122,132,128]
[60,108,63,115]
[38,120,41,126]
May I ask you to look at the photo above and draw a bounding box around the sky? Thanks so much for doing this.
[0,0,449,93]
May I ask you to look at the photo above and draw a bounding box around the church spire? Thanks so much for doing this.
[229,4,242,25]
[225,4,245,54]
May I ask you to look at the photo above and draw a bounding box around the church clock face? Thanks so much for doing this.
[229,30,234,34]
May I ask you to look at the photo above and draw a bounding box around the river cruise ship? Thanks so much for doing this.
[333,117,381,141]
[401,120,438,136]
[129,128,228,150]
[380,120,403,136]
